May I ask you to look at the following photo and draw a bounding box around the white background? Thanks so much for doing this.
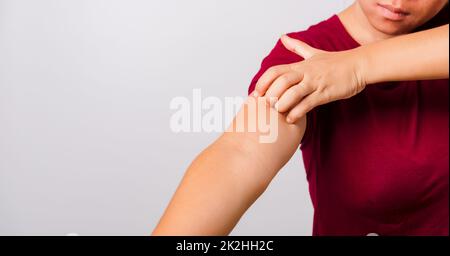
[0,0,353,235]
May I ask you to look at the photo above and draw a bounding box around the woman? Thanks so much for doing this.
[153,1,449,235]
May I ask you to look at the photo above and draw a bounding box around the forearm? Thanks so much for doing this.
[152,97,306,236]
[151,137,265,236]
[358,24,449,84]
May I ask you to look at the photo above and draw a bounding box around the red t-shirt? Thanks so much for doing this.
[248,14,449,235]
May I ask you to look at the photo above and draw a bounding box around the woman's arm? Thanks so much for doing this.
[152,96,306,235]
[360,24,449,83]
[254,24,449,123]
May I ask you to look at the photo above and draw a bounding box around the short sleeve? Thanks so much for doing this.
[247,32,316,146]
[248,33,305,95]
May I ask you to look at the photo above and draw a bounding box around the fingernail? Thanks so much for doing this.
[274,102,279,111]
[252,91,259,98]
[286,117,293,124]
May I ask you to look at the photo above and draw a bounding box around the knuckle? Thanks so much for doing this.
[303,100,313,110]
[289,109,303,120]
[320,88,331,102]
[291,111,301,119]
[268,66,280,76]
[301,79,312,90]
[314,74,326,86]
[279,105,288,113]
[288,63,300,71]
[315,81,326,93]
[316,85,324,94]
[291,84,303,96]
[277,75,289,85]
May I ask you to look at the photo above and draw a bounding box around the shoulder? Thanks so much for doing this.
[248,15,338,95]
[266,15,339,62]
[286,15,340,48]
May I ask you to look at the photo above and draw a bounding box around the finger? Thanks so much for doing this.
[264,71,303,105]
[276,80,315,113]
[280,35,321,59]
[254,65,291,97]
[286,91,322,124]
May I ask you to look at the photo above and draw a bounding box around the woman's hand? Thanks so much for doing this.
[254,35,367,123]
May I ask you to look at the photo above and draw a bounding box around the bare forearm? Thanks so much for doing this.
[151,137,265,235]
[359,24,449,84]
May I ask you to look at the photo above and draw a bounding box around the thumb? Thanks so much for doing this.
[280,34,321,59]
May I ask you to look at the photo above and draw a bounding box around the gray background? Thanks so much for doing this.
[0,0,353,235]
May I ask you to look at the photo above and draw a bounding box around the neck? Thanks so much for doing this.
[338,2,394,45]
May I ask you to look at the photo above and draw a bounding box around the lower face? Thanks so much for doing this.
[357,0,448,35]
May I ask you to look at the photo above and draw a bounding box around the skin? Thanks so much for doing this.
[256,23,449,123]
[153,0,449,235]
[255,1,449,123]
[354,0,448,39]
[152,98,307,235]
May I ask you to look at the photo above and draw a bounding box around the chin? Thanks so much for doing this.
[371,18,416,35]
